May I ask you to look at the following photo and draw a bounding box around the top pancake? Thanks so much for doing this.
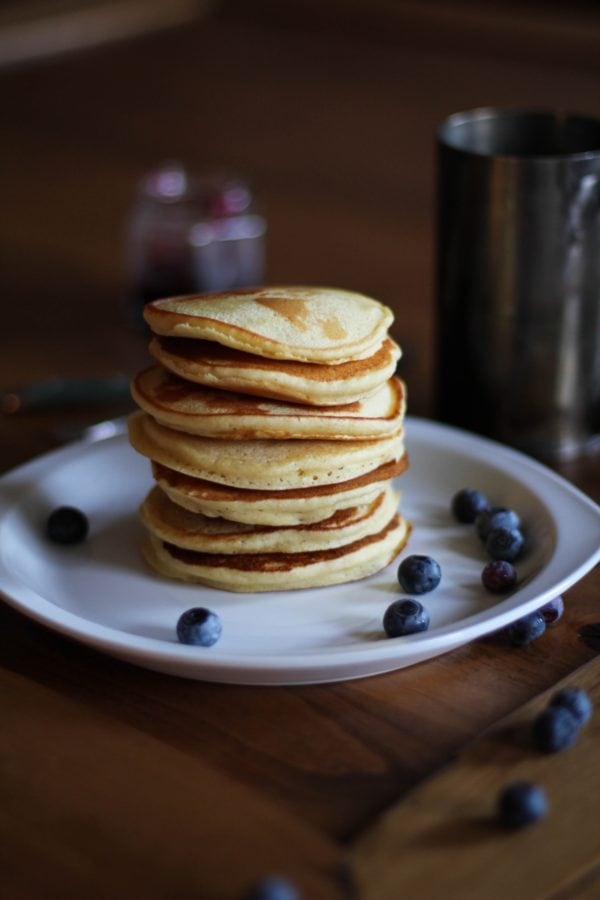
[143,286,394,363]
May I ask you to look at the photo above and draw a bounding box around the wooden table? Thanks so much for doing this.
[1,4,599,897]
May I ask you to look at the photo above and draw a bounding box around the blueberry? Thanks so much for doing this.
[244,875,301,900]
[476,506,521,542]
[451,488,490,524]
[383,599,430,637]
[397,555,441,594]
[486,527,524,562]
[481,560,517,593]
[505,611,546,647]
[497,781,548,828]
[46,506,89,544]
[549,687,593,727]
[176,607,222,647]
[533,705,580,753]
[540,596,564,626]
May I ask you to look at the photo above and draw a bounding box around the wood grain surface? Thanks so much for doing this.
[0,667,342,899]
[352,656,600,900]
[1,2,599,897]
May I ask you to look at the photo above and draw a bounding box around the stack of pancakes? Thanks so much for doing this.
[127,286,411,592]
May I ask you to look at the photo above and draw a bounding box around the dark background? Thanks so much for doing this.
[2,0,600,420]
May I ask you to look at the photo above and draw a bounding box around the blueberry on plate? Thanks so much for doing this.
[244,875,301,900]
[383,599,430,637]
[505,611,546,647]
[451,488,490,524]
[46,506,89,544]
[486,526,524,562]
[176,607,222,647]
[397,555,442,594]
[549,687,593,727]
[481,560,517,593]
[540,596,564,626]
[476,506,521,542]
[533,705,580,753]
[498,781,548,828]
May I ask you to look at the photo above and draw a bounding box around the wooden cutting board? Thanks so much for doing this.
[350,653,600,899]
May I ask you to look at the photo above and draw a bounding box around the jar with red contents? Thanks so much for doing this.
[126,162,266,322]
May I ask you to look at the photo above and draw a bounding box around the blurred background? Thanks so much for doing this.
[1,0,600,464]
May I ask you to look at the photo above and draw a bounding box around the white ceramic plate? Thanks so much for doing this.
[0,418,599,685]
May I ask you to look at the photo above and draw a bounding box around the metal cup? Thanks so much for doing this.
[436,108,600,462]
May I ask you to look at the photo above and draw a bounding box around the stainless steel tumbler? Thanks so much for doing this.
[436,108,600,461]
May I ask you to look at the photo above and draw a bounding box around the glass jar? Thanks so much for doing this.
[126,162,266,322]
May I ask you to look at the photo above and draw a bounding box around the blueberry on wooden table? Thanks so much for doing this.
[540,596,564,626]
[505,611,546,647]
[46,506,89,544]
[397,555,441,594]
[244,875,301,900]
[498,781,548,828]
[451,488,490,523]
[549,687,593,727]
[383,599,430,637]
[176,607,222,647]
[533,705,580,753]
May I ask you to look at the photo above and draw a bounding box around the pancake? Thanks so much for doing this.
[131,366,406,440]
[143,286,394,364]
[142,513,411,592]
[149,335,402,406]
[140,484,400,554]
[152,456,409,525]
[128,410,405,490]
